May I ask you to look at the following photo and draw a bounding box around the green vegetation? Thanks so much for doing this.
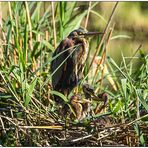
[0,2,147,146]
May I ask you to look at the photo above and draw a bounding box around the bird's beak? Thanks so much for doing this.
[83,32,104,36]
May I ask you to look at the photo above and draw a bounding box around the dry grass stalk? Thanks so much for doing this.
[84,1,91,30]
[8,2,13,20]
[25,2,37,72]
[72,134,93,142]
[51,2,57,49]
[36,33,41,76]
[0,2,2,27]
[13,41,17,65]
[25,1,33,50]
[45,30,49,41]
[96,24,115,93]
[88,2,118,72]
[0,116,6,135]
[7,2,14,62]
[14,14,19,65]
[0,2,4,64]
[19,125,63,130]
[8,2,18,65]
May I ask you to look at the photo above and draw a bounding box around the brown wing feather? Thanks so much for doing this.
[51,38,73,89]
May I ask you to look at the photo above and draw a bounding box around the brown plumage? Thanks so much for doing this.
[51,28,89,103]
[70,94,83,120]
[82,83,108,114]
[51,28,103,104]
[70,94,91,120]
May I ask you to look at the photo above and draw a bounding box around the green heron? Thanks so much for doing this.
[51,28,102,103]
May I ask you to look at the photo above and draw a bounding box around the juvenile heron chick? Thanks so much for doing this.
[82,83,97,99]
[70,94,92,120]
[82,83,108,114]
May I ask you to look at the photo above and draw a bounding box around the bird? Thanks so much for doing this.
[82,83,108,114]
[82,83,98,99]
[95,92,108,114]
[70,93,91,120]
[51,28,102,104]
[82,83,107,102]
[82,83,98,117]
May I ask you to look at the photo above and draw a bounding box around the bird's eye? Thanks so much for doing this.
[73,31,77,36]
[79,32,82,35]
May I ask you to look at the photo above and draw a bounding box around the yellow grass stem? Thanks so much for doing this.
[0,2,3,65]
[8,2,18,65]
[25,2,37,71]
[45,30,49,41]
[96,25,116,93]
[51,2,57,49]
[8,2,13,20]
[19,125,63,130]
[84,2,91,30]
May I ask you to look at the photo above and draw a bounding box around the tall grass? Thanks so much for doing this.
[0,2,147,146]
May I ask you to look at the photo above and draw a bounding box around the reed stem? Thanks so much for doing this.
[88,2,118,72]
[51,2,57,49]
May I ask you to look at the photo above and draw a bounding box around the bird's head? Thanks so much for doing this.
[68,28,87,39]
[68,28,103,41]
